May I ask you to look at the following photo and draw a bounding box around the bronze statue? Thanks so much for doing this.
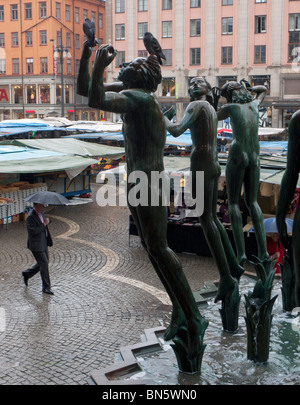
[165,77,243,331]
[165,77,243,292]
[215,79,270,266]
[276,109,300,307]
[77,43,208,368]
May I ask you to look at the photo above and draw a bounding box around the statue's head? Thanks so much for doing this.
[221,81,253,104]
[188,77,214,105]
[118,55,162,92]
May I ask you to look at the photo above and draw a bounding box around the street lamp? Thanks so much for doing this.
[51,28,71,117]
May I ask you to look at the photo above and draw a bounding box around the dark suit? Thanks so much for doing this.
[23,209,53,290]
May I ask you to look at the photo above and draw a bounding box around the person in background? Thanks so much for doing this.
[22,203,54,295]
[266,232,284,274]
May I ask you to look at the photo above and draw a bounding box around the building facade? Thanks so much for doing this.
[105,0,300,128]
[0,0,105,121]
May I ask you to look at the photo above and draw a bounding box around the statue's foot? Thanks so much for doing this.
[187,316,209,361]
[164,307,186,341]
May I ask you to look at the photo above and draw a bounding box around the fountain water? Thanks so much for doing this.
[126,276,300,385]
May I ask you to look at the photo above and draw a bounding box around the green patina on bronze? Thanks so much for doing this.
[77,42,208,373]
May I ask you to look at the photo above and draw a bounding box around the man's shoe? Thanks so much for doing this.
[22,273,29,286]
[42,288,54,295]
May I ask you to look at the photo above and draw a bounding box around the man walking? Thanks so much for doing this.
[22,203,54,295]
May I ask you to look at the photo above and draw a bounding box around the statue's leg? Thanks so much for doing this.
[293,205,300,307]
[226,164,247,266]
[137,204,208,360]
[199,179,236,301]
[244,166,269,262]
[129,205,185,338]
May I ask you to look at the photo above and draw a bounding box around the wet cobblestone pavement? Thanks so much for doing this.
[0,184,220,385]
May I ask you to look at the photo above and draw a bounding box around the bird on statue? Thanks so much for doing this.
[83,18,98,47]
[143,32,166,65]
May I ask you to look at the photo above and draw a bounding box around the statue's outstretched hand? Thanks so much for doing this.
[94,44,117,70]
[81,40,92,61]
[241,78,252,90]
[164,106,176,120]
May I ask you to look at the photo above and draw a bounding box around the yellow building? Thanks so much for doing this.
[0,0,105,121]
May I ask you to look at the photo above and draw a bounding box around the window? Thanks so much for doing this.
[66,32,71,48]
[14,85,23,103]
[65,4,70,22]
[162,78,175,96]
[255,0,267,3]
[222,0,233,4]
[190,0,201,7]
[40,85,50,103]
[67,59,71,75]
[289,14,300,31]
[222,17,233,34]
[26,85,36,103]
[0,59,6,74]
[99,13,103,29]
[57,30,62,47]
[254,45,266,63]
[115,51,125,67]
[40,2,47,18]
[83,9,88,20]
[138,23,148,39]
[190,48,201,65]
[116,0,125,13]
[0,33,5,48]
[138,0,148,12]
[26,58,34,74]
[255,16,267,33]
[288,31,300,62]
[163,49,172,66]
[0,6,4,21]
[25,3,32,19]
[162,0,172,10]
[190,19,201,36]
[222,47,233,64]
[12,59,20,74]
[116,24,125,40]
[40,57,48,74]
[26,32,33,46]
[40,30,47,46]
[56,2,61,19]
[11,4,18,20]
[162,21,172,38]
[75,7,79,23]
[12,32,19,47]
[91,12,96,23]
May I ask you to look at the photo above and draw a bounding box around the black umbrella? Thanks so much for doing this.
[24,191,69,206]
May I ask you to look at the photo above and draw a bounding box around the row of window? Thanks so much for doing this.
[112,44,267,67]
[0,4,103,28]
[11,84,72,105]
[119,14,300,42]
[119,0,272,13]
[0,57,73,76]
[0,31,96,49]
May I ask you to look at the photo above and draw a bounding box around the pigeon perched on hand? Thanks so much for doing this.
[83,18,98,47]
[143,32,166,65]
